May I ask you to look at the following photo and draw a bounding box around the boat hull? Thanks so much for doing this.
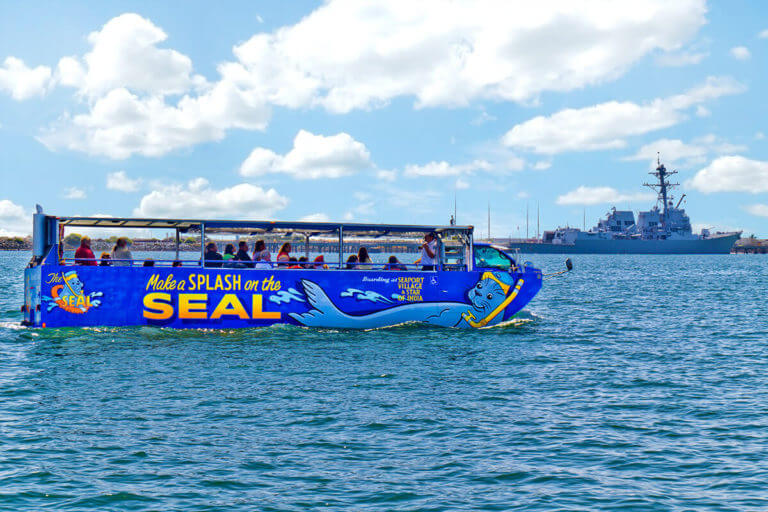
[24,265,542,329]
[506,234,740,254]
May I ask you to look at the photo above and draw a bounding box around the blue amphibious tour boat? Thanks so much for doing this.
[22,212,543,329]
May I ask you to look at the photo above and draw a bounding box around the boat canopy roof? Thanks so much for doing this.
[55,216,473,238]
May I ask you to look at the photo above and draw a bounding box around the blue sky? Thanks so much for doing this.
[1,0,767,238]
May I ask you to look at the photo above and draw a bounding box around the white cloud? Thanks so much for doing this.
[688,156,768,194]
[0,57,53,100]
[106,170,142,192]
[532,160,552,170]
[471,110,496,125]
[624,135,746,169]
[57,13,206,98]
[373,183,442,214]
[695,105,710,117]
[692,134,747,153]
[300,213,330,222]
[0,199,31,236]
[39,84,270,159]
[376,169,397,182]
[626,138,706,167]
[502,76,745,154]
[404,159,490,177]
[756,132,765,140]
[225,0,706,112]
[760,29,768,39]
[656,51,708,67]
[37,14,270,159]
[556,186,654,205]
[746,204,768,217]
[239,130,372,179]
[506,156,526,171]
[63,187,86,199]
[730,46,751,60]
[455,178,470,189]
[133,178,288,218]
[23,2,709,158]
[341,192,377,222]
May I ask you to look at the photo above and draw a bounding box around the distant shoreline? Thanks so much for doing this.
[2,237,765,253]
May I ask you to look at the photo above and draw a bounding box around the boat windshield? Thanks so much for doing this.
[474,245,514,270]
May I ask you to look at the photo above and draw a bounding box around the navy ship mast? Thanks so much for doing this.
[643,154,679,230]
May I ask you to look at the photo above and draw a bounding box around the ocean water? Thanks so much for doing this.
[1,250,767,511]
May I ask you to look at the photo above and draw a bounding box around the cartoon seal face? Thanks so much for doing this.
[62,271,84,296]
[468,272,513,317]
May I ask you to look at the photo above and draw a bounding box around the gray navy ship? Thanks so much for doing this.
[506,159,741,254]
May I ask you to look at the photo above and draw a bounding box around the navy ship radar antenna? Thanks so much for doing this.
[644,153,679,230]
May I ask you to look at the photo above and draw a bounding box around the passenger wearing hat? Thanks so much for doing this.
[313,255,328,269]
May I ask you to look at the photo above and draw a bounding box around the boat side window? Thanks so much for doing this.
[474,246,514,270]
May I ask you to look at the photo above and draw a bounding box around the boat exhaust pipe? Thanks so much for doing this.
[31,204,57,266]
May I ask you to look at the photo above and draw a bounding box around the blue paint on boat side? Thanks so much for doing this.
[25,265,542,329]
[340,288,393,304]
[269,288,305,305]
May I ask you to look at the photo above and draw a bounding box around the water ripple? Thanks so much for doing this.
[0,253,767,510]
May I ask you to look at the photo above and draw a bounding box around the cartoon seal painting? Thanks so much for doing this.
[289,272,525,329]
[43,270,103,314]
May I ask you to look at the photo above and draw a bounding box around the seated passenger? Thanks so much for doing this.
[235,241,253,267]
[223,244,236,261]
[346,254,358,269]
[252,240,268,261]
[387,255,406,271]
[313,255,328,269]
[277,242,291,266]
[420,232,437,271]
[172,260,183,267]
[357,247,373,270]
[288,257,301,269]
[298,256,309,268]
[222,243,239,268]
[204,242,223,268]
[99,252,111,266]
[143,259,155,267]
[74,236,97,266]
[110,237,133,267]
[253,240,272,270]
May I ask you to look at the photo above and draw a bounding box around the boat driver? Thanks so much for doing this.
[420,232,437,271]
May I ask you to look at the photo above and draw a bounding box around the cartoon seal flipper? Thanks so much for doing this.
[289,279,472,328]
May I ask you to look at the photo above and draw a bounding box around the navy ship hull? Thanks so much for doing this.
[506,233,740,254]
